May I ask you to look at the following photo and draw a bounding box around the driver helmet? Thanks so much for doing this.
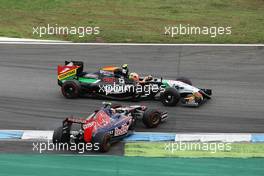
[66,62,74,66]
[122,64,128,69]
[129,72,139,81]
[121,64,128,74]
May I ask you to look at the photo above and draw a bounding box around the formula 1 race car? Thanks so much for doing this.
[52,102,168,152]
[57,61,212,107]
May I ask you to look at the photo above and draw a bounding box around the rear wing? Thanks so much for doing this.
[57,61,84,81]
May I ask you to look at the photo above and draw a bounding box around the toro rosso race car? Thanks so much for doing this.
[57,61,212,107]
[53,102,168,152]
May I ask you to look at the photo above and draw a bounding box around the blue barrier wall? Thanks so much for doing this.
[0,131,23,139]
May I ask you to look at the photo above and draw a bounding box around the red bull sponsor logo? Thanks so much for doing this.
[114,123,129,136]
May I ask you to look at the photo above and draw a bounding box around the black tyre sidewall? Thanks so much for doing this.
[160,88,180,106]
[93,132,111,152]
[143,109,161,128]
[53,126,70,143]
[53,127,63,143]
[61,81,80,99]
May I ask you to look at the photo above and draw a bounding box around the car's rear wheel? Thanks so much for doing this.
[61,80,80,99]
[93,132,111,153]
[52,126,70,143]
[176,77,192,85]
[160,87,180,106]
[143,109,161,128]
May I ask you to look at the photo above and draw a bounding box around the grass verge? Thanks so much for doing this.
[125,142,264,157]
[0,0,263,43]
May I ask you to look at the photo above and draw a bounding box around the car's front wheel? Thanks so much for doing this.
[160,87,180,106]
[142,109,162,128]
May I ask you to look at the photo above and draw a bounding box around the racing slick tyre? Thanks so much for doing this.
[142,109,162,128]
[61,80,80,99]
[176,77,192,85]
[93,132,111,153]
[52,126,70,143]
[160,87,180,106]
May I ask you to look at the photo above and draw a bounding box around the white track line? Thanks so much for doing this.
[1,130,264,142]
[22,130,53,140]
[0,37,69,43]
[0,42,263,46]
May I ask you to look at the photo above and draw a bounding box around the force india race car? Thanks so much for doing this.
[57,61,212,107]
[53,102,168,152]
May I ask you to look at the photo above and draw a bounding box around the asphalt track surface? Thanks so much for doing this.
[0,44,263,154]
[0,44,264,133]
